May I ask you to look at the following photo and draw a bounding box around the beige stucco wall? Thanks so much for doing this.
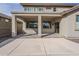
[60,11,79,38]
[17,22,23,34]
[42,28,55,33]
[0,20,11,37]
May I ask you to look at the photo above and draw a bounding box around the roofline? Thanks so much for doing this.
[61,5,79,15]
[21,3,78,7]
[0,13,11,19]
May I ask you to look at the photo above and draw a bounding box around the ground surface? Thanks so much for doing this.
[0,36,11,43]
[0,36,79,56]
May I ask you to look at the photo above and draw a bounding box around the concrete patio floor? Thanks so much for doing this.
[0,36,79,56]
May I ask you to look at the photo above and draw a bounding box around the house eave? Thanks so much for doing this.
[21,3,77,7]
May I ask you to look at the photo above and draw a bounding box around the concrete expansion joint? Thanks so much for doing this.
[7,39,25,56]
[42,40,47,56]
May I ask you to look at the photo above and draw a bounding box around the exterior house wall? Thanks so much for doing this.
[25,28,37,34]
[42,29,55,33]
[60,17,68,37]
[56,7,71,13]
[24,7,71,13]
[0,19,11,37]
[60,11,79,38]
[17,22,23,34]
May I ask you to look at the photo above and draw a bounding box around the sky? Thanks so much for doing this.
[0,3,23,16]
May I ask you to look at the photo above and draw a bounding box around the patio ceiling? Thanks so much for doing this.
[17,15,61,21]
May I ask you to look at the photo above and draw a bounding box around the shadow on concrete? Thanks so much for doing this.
[67,39,79,44]
[0,35,11,43]
[0,35,12,47]
[0,34,24,48]
[42,33,54,37]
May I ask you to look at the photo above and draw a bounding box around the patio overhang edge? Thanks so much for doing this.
[11,11,62,17]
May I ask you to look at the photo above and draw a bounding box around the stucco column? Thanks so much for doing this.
[12,15,17,37]
[38,15,42,37]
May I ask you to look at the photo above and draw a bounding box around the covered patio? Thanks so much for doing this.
[12,13,62,37]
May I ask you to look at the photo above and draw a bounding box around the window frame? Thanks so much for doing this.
[75,15,79,31]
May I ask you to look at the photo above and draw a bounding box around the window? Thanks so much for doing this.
[43,21,51,28]
[76,15,79,22]
[24,7,33,12]
[34,8,36,12]
[76,15,79,30]
[53,7,56,12]
[27,21,38,28]
[26,21,51,29]
[24,8,28,11]
[28,8,33,12]
[37,8,43,11]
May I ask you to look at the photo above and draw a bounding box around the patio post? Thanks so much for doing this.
[38,15,42,37]
[12,15,17,37]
